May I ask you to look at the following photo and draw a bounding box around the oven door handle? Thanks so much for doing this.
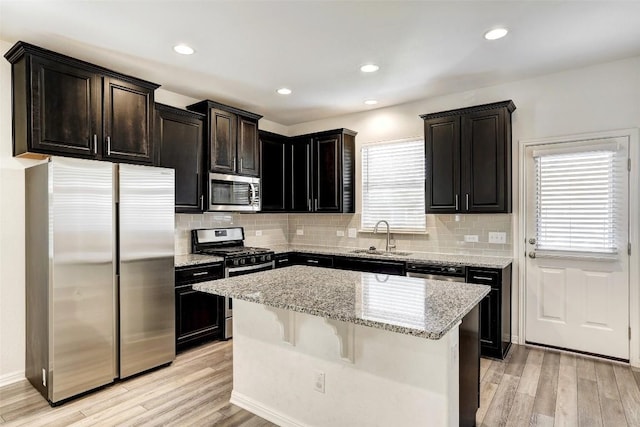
[226,261,274,276]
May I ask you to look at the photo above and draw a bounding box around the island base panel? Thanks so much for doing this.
[230,300,460,427]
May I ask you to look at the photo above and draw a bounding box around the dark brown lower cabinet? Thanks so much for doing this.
[175,263,224,352]
[467,265,512,359]
[459,303,480,427]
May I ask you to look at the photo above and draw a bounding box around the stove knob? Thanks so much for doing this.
[250,257,256,264]
[260,255,266,262]
[239,259,246,265]
[266,254,272,261]
[233,259,240,266]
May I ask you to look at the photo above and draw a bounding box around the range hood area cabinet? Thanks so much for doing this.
[155,103,205,213]
[187,100,262,177]
[421,100,516,214]
[4,41,158,165]
[260,128,356,213]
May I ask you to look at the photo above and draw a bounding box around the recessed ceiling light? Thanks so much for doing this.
[484,28,508,40]
[364,99,378,105]
[360,64,379,73]
[277,88,292,95]
[173,44,195,55]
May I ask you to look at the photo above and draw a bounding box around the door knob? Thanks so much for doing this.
[528,238,536,244]
[528,252,536,259]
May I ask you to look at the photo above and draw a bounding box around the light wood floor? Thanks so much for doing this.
[478,345,640,426]
[0,341,274,426]
[2,341,640,426]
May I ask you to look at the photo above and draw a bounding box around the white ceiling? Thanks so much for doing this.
[2,1,640,126]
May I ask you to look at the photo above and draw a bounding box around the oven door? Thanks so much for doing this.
[209,173,260,212]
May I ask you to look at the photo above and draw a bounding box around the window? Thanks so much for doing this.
[361,139,425,232]
[535,148,621,254]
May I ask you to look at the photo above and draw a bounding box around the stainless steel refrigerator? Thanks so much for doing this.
[24,156,175,404]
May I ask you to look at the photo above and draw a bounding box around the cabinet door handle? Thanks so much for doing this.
[93,134,97,154]
[472,275,494,281]
[455,194,459,210]
[307,259,319,264]
[314,199,318,211]
[200,195,204,211]
[308,198,312,212]
[240,158,243,171]
[106,136,111,156]
[192,271,209,277]
[466,193,469,211]
[281,258,289,262]
[233,157,236,171]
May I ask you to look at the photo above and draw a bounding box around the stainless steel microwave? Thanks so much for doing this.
[208,173,261,212]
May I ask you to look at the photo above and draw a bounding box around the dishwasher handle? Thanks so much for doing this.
[406,263,466,278]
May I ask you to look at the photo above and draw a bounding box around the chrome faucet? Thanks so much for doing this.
[373,220,396,252]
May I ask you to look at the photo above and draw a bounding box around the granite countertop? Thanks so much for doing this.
[175,253,224,267]
[193,265,490,340]
[270,244,512,269]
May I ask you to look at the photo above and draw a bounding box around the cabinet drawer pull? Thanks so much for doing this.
[106,136,111,156]
[314,199,318,211]
[192,271,209,276]
[472,275,494,281]
[455,194,459,210]
[307,259,319,264]
[280,258,289,262]
[466,193,469,211]
[233,157,236,170]
[308,199,312,212]
[93,134,97,154]
[240,158,243,171]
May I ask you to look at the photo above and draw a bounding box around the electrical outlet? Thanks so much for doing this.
[42,368,46,386]
[464,235,479,243]
[488,232,507,244]
[313,370,325,393]
[348,228,357,238]
[255,230,262,236]
[296,229,304,236]
[336,230,345,237]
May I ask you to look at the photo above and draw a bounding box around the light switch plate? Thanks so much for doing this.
[488,232,507,244]
[464,235,479,243]
[255,230,262,236]
[336,230,345,237]
[348,228,357,238]
[296,229,304,236]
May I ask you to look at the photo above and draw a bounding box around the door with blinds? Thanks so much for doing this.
[524,137,629,359]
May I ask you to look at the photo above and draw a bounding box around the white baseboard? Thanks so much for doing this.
[0,370,25,387]
[512,335,520,344]
[231,390,311,427]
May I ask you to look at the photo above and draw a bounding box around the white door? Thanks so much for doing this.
[524,137,630,360]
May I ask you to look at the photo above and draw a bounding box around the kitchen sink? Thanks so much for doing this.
[349,249,412,257]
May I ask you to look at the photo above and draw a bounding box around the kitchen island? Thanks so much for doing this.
[194,266,490,427]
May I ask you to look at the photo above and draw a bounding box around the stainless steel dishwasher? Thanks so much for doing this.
[406,262,466,282]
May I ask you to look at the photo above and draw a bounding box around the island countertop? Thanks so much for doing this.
[193,265,490,340]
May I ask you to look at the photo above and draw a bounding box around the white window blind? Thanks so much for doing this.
[361,140,425,232]
[535,149,620,254]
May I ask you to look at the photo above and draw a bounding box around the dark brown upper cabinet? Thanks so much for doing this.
[187,100,262,177]
[421,100,515,214]
[155,104,205,213]
[102,77,155,164]
[260,129,356,213]
[4,41,159,164]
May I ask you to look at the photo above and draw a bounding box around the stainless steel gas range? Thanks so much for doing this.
[191,227,274,339]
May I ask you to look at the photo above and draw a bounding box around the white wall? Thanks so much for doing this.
[1,34,639,383]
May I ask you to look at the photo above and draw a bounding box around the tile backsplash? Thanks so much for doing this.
[176,212,512,257]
